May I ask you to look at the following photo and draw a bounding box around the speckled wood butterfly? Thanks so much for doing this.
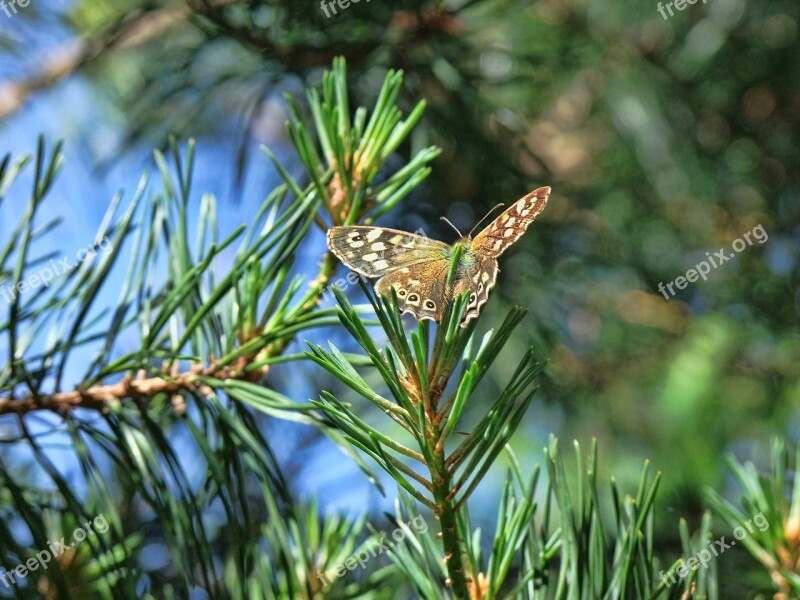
[326,186,550,325]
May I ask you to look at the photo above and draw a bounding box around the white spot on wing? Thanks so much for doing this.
[366,230,383,242]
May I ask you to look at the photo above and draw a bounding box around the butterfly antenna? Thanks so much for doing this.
[468,203,506,237]
[440,216,464,238]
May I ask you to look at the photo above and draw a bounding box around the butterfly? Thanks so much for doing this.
[326,186,550,325]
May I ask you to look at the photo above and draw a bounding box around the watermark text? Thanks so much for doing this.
[1,0,32,18]
[320,0,372,19]
[0,236,113,304]
[659,511,769,587]
[658,224,767,300]
[657,0,710,20]
[316,514,428,586]
[0,514,110,588]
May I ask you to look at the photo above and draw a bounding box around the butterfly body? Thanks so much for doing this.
[327,186,550,325]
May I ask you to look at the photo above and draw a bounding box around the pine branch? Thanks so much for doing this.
[0,360,255,416]
[0,4,196,120]
[1,54,734,600]
[0,59,437,597]
[310,260,541,597]
[705,437,800,596]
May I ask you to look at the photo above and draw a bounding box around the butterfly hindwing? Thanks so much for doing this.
[327,226,449,277]
[454,254,498,324]
[471,186,550,258]
[375,260,450,322]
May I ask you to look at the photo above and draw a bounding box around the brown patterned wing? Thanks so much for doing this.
[453,253,499,324]
[471,186,550,258]
[327,226,449,277]
[374,259,450,322]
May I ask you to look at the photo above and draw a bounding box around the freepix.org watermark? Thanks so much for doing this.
[0,514,110,589]
[0,0,32,18]
[657,224,767,300]
[319,0,372,19]
[316,514,428,586]
[0,236,113,304]
[659,511,769,587]
[656,0,710,20]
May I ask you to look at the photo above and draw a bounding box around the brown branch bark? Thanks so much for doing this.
[0,359,261,416]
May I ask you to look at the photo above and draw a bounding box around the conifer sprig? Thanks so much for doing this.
[0,58,437,598]
[706,437,800,596]
[308,258,542,597]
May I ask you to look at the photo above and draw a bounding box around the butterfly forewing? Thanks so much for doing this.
[471,186,550,258]
[327,226,449,277]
